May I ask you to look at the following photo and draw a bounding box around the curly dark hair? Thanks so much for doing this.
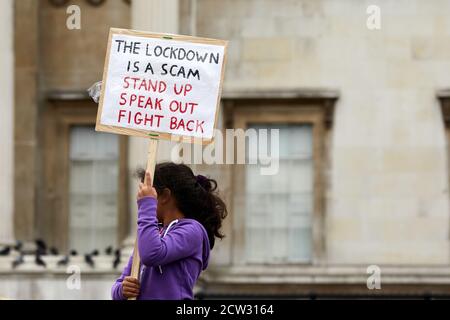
[137,162,227,249]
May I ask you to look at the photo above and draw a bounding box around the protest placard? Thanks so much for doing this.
[96,28,227,143]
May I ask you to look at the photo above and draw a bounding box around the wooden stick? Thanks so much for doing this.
[128,138,159,300]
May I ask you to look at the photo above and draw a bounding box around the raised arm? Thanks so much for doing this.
[136,196,201,267]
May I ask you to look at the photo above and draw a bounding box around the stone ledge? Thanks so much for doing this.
[201,265,450,285]
[5,257,450,285]
[0,255,125,275]
[437,88,450,99]
[222,88,340,100]
[44,88,341,101]
[46,90,91,101]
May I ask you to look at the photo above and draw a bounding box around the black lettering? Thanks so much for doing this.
[186,50,195,61]
[196,51,208,63]
[170,47,178,59]
[188,68,200,80]
[154,45,163,57]
[178,48,186,60]
[144,63,154,74]
[209,52,219,64]
[161,63,168,75]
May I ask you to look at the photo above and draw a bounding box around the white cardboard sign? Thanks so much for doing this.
[96,28,228,142]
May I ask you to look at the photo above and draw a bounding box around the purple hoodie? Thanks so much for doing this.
[111,196,210,300]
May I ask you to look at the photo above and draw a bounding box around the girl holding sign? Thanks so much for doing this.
[111,162,227,300]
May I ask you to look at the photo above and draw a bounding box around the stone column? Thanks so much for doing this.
[13,0,38,245]
[124,0,180,250]
[0,0,15,246]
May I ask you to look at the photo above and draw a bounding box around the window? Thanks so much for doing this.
[228,96,335,266]
[41,100,129,252]
[245,124,313,263]
[69,126,119,254]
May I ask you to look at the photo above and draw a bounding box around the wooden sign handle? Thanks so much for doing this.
[128,138,159,300]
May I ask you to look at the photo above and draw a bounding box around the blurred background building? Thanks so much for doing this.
[1,0,450,299]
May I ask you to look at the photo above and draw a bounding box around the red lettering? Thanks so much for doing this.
[122,76,167,92]
[144,97,152,109]
[138,80,147,91]
[184,84,192,96]
[170,116,178,130]
[118,110,164,128]
[168,117,203,133]
[154,114,163,127]
[177,118,185,131]
[196,120,204,133]
[130,94,137,105]
[142,113,153,126]
[169,100,179,112]
[155,98,163,110]
[118,109,126,122]
[136,95,143,108]
[123,77,130,89]
[134,112,142,125]
[187,102,198,114]
[119,93,127,106]
[173,83,193,96]
[168,100,198,114]
[119,92,164,110]
[158,81,167,93]
[186,120,194,132]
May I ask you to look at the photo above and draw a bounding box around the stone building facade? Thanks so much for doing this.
[1,0,450,299]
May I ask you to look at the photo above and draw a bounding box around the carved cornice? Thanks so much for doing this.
[222,88,339,126]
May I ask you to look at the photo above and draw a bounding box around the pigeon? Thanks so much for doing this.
[113,256,121,269]
[113,255,121,268]
[14,241,23,252]
[105,246,113,255]
[0,246,10,256]
[35,239,47,255]
[12,254,24,269]
[70,250,78,256]
[49,247,59,255]
[113,249,121,269]
[57,255,69,266]
[84,254,95,268]
[35,253,46,268]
